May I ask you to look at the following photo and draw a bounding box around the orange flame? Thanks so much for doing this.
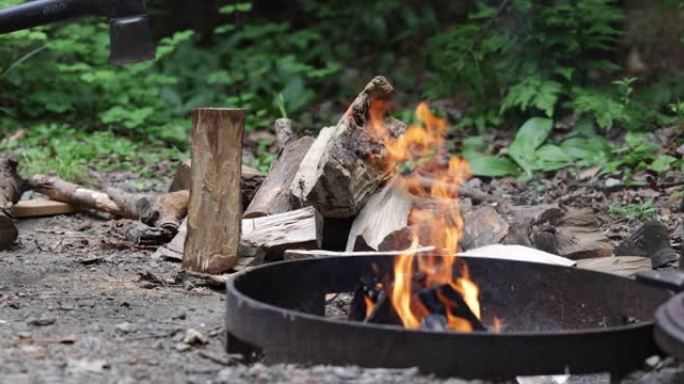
[368,100,486,332]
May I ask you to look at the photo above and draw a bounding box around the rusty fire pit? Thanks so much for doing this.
[225,254,676,380]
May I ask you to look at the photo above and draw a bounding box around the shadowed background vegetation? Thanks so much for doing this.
[0,0,683,182]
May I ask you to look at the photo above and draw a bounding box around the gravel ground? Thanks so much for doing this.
[2,166,684,383]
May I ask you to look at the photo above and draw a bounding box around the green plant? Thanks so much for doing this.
[608,200,658,222]
[427,0,680,131]
[464,117,573,177]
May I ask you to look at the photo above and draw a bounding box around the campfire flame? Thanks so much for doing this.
[368,100,484,332]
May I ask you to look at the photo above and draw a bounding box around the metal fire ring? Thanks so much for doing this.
[655,291,684,361]
[225,255,672,380]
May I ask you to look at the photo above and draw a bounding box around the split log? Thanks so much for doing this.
[183,108,245,274]
[168,159,265,209]
[345,181,506,252]
[289,76,406,218]
[243,136,314,218]
[0,156,23,250]
[156,207,324,263]
[345,183,412,251]
[241,206,323,261]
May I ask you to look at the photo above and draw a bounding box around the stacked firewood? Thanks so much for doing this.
[0,76,618,276]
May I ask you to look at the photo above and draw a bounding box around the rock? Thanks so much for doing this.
[183,328,208,345]
[174,342,191,352]
[66,359,110,373]
[115,322,133,334]
[615,220,679,268]
[462,206,509,250]
[26,317,56,327]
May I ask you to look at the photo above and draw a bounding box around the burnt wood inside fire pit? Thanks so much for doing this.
[225,254,672,380]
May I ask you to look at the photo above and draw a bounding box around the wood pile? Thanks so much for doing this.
[0,75,636,278]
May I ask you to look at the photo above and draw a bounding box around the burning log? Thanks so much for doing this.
[289,76,406,218]
[243,135,315,218]
[155,206,323,264]
[419,285,486,331]
[346,180,507,252]
[168,159,266,210]
[184,108,245,274]
[0,156,24,250]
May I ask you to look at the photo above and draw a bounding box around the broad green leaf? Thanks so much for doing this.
[649,155,677,173]
[465,154,520,177]
[535,144,573,170]
[508,117,553,174]
[461,136,489,158]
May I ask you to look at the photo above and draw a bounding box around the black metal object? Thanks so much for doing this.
[0,0,155,65]
[655,292,684,361]
[225,255,672,380]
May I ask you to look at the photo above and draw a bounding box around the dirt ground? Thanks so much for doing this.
[1,170,684,383]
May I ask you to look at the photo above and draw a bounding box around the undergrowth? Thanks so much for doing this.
[1,0,683,180]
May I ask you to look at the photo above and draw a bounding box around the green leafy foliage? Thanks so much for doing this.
[428,0,684,131]
[608,200,658,222]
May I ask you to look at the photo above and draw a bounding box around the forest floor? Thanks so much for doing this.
[1,168,684,384]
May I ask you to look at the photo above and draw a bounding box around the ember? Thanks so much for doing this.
[364,101,497,332]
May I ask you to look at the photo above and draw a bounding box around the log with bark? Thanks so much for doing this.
[0,156,24,250]
[289,76,406,218]
[29,174,188,234]
[183,108,245,274]
[29,174,124,217]
[502,205,614,260]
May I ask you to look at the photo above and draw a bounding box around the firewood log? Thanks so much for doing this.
[155,207,323,264]
[346,180,506,252]
[29,174,125,217]
[243,136,314,218]
[168,159,265,209]
[241,206,323,261]
[29,174,188,233]
[183,108,245,274]
[0,156,24,250]
[289,76,406,218]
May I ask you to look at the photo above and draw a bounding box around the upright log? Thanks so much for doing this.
[183,108,244,274]
[168,159,265,210]
[0,156,23,250]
